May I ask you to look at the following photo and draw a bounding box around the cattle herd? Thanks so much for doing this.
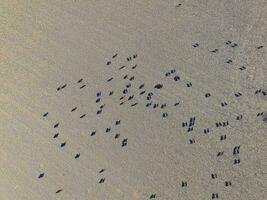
[37,3,266,200]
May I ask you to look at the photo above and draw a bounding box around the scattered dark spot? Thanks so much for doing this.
[186,82,192,87]
[60,142,66,148]
[234,158,240,164]
[115,120,121,125]
[61,84,67,89]
[123,89,128,94]
[139,84,145,89]
[132,64,137,69]
[225,181,232,187]
[236,115,243,120]
[205,93,211,98]
[211,193,218,199]
[174,76,180,81]
[54,123,59,128]
[165,72,171,77]
[257,112,263,117]
[146,102,152,107]
[123,75,128,79]
[255,89,262,94]
[80,114,86,118]
[80,84,86,89]
[192,43,199,48]
[122,138,128,147]
[174,102,180,106]
[56,189,62,194]
[129,76,135,81]
[38,173,45,179]
[239,66,246,70]
[128,95,134,101]
[119,66,126,70]
[211,49,218,53]
[99,178,105,184]
[96,92,101,97]
[211,173,217,179]
[231,43,238,48]
[74,153,80,159]
[220,135,226,141]
[181,181,187,187]
[114,133,120,139]
[217,151,224,157]
[107,77,113,82]
[162,112,168,118]
[91,131,96,136]
[204,128,210,134]
[189,139,195,144]
[234,92,242,97]
[153,103,159,109]
[131,102,138,107]
[221,102,228,107]
[182,122,188,127]
[187,127,193,132]
[139,90,146,95]
[263,113,267,123]
[71,107,77,112]
[154,84,163,89]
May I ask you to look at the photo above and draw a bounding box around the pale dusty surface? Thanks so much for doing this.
[0,0,266,200]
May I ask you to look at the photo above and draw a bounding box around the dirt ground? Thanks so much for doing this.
[0,0,266,199]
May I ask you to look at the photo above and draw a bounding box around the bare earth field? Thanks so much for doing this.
[0,0,266,199]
